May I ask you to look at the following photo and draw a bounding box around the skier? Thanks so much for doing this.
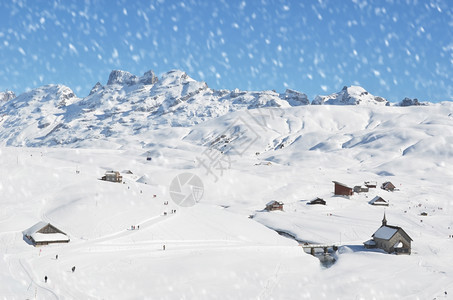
[72,266,76,273]
[56,254,58,260]
[163,245,166,251]
[45,276,47,283]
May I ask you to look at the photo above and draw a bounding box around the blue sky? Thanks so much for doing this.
[0,0,451,102]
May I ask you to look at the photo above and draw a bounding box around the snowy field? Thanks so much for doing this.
[1,103,453,299]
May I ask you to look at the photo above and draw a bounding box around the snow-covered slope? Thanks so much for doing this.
[1,70,452,299]
[312,85,389,106]
[0,85,79,146]
[0,102,452,298]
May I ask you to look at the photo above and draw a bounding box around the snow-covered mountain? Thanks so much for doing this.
[0,70,310,147]
[0,69,432,148]
[1,69,453,299]
[0,90,16,102]
[312,85,389,106]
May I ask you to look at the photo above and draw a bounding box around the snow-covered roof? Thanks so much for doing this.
[382,182,395,189]
[22,221,49,236]
[31,232,69,242]
[363,239,376,246]
[332,181,352,188]
[266,200,283,206]
[23,222,69,242]
[373,226,398,240]
[369,196,387,205]
[136,174,152,184]
[105,170,120,175]
[364,181,377,185]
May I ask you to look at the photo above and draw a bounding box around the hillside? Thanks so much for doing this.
[0,71,452,299]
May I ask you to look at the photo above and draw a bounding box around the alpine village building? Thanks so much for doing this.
[265,200,284,211]
[381,181,396,191]
[332,181,354,196]
[101,171,123,183]
[23,222,70,246]
[364,214,412,255]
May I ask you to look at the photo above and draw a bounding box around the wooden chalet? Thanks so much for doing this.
[23,222,70,246]
[101,171,123,183]
[363,214,412,255]
[307,198,326,205]
[332,181,354,196]
[265,200,284,211]
[354,185,369,193]
[369,196,389,206]
[381,181,396,191]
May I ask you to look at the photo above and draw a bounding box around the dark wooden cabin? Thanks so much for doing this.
[308,198,326,205]
[332,181,354,196]
[381,181,396,191]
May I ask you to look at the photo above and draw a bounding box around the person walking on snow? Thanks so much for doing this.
[72,266,76,273]
[45,276,47,283]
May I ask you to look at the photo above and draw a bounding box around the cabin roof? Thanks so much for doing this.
[23,222,70,242]
[382,181,395,188]
[363,239,376,246]
[266,200,283,206]
[373,225,412,241]
[105,170,120,175]
[308,198,326,204]
[369,196,387,204]
[373,226,398,240]
[32,232,70,242]
[332,181,352,188]
[22,221,49,236]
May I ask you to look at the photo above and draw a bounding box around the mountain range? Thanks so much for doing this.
[0,69,433,147]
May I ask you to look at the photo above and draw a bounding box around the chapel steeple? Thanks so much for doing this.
[382,212,387,227]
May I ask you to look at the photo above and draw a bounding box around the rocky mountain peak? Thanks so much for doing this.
[89,82,103,95]
[281,89,309,106]
[107,70,139,86]
[398,97,427,106]
[312,85,388,106]
[106,70,159,87]
[140,70,158,85]
[0,90,16,102]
